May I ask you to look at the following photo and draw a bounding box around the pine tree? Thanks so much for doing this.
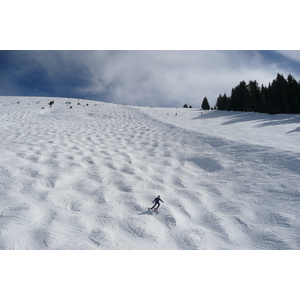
[216,93,230,110]
[229,87,238,111]
[247,80,260,112]
[216,94,224,110]
[287,74,300,113]
[201,97,210,110]
[260,84,268,113]
[236,81,249,111]
[269,74,288,114]
[297,79,300,113]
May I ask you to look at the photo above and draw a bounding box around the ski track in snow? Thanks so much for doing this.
[1,96,300,249]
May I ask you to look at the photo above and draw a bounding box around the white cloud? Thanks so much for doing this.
[72,50,287,107]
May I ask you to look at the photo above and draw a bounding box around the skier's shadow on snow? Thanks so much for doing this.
[139,208,158,215]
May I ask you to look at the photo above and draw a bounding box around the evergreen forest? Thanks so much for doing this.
[215,73,300,114]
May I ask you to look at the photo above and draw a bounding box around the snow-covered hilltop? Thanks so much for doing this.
[1,96,300,249]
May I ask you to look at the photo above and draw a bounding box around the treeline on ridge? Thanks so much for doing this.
[216,73,300,114]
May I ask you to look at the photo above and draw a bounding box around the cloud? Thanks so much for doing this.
[78,50,292,107]
[1,50,300,107]
[103,51,300,106]
[71,50,271,106]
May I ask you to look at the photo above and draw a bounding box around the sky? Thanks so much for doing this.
[1,1,300,108]
[1,50,300,107]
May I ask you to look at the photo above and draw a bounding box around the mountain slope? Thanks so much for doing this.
[1,96,300,249]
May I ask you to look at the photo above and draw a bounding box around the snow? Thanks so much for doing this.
[1,96,299,298]
[1,96,300,250]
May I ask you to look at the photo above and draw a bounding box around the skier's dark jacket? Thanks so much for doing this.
[153,197,163,204]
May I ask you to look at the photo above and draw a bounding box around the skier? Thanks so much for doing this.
[150,195,164,210]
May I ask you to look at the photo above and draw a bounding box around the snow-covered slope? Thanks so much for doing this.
[1,96,300,249]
